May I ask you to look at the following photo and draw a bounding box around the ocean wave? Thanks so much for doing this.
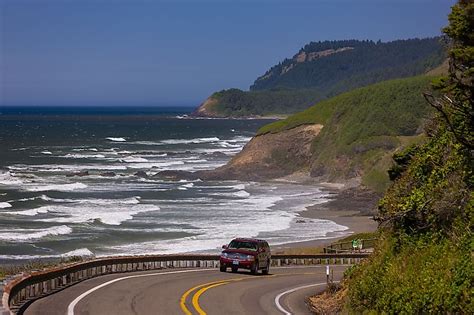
[36,204,160,225]
[0,171,25,186]
[106,137,127,142]
[233,190,250,198]
[218,141,242,148]
[62,248,94,257]
[121,156,149,163]
[125,161,185,169]
[227,136,252,143]
[11,195,49,202]
[0,202,12,208]
[160,137,220,145]
[0,247,94,260]
[41,151,53,155]
[4,207,49,216]
[40,196,141,205]
[0,225,72,241]
[25,182,88,192]
[62,153,107,159]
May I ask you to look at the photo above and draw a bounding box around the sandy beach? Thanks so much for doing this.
[273,186,380,253]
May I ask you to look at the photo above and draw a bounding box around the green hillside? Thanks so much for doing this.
[203,88,323,117]
[256,76,434,191]
[193,38,445,117]
[335,2,473,313]
[251,38,445,93]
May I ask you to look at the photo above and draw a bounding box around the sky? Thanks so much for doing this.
[0,0,456,107]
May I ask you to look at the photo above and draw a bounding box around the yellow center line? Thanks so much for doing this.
[192,282,230,315]
[180,278,245,315]
[180,272,318,314]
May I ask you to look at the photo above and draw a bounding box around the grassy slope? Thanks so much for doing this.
[257,76,434,191]
[345,127,473,313]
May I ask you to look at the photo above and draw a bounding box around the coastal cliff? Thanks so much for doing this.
[197,76,435,192]
[201,124,322,180]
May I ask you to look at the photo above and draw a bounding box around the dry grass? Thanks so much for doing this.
[308,281,348,315]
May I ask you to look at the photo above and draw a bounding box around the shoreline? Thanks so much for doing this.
[0,182,380,266]
[273,185,379,253]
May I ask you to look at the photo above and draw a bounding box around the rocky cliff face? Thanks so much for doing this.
[200,124,323,181]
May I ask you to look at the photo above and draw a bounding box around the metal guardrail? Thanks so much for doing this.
[1,253,369,314]
[323,238,378,253]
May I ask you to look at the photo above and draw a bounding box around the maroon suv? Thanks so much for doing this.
[219,238,271,275]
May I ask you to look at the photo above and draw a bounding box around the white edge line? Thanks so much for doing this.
[66,268,214,315]
[274,282,327,315]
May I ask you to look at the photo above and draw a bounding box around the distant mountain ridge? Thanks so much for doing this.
[250,38,445,92]
[193,37,445,117]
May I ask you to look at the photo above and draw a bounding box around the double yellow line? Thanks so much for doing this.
[180,278,245,315]
[179,272,316,314]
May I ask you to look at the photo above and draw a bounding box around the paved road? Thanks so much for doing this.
[25,265,347,315]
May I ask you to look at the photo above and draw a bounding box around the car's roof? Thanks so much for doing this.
[231,238,268,243]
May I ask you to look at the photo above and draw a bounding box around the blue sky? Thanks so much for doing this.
[0,0,455,107]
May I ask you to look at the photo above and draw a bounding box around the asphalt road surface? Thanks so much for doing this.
[25,265,347,315]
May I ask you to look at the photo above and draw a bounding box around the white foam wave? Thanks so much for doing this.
[62,248,94,257]
[37,204,159,225]
[121,156,149,163]
[4,207,49,216]
[41,151,52,155]
[0,225,72,241]
[13,195,49,202]
[0,248,94,260]
[218,142,242,148]
[160,137,220,145]
[0,171,25,186]
[233,190,250,198]
[0,202,12,208]
[125,161,185,169]
[106,137,126,142]
[26,182,88,192]
[62,153,106,159]
[22,164,128,172]
[41,196,141,205]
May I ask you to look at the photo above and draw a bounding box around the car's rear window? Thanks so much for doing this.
[228,240,257,251]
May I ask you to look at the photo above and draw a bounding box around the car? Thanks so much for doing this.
[219,238,271,275]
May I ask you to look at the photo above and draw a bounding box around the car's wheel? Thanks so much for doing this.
[251,261,258,275]
[220,265,226,272]
[262,260,270,275]
[231,266,238,273]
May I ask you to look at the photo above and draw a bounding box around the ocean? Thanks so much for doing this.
[0,106,348,262]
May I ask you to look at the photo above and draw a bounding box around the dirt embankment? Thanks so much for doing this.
[199,124,323,181]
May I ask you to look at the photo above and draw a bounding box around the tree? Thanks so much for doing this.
[423,0,474,150]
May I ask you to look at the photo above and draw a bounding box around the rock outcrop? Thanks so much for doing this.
[199,124,323,181]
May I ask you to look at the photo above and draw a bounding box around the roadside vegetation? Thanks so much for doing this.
[311,2,473,313]
[0,257,84,281]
